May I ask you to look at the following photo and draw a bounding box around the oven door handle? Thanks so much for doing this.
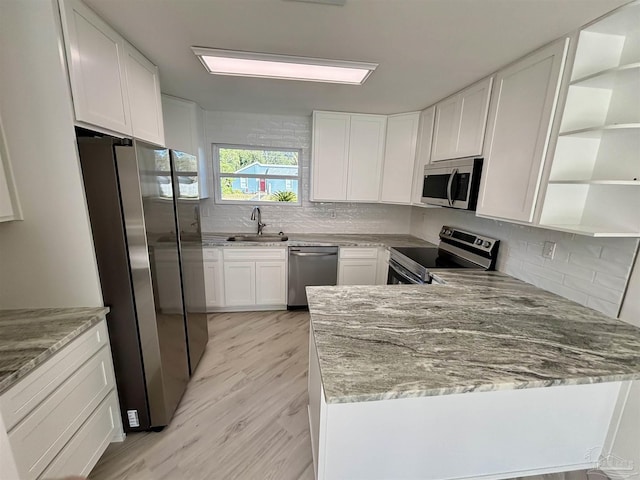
[389,260,422,284]
[446,168,458,207]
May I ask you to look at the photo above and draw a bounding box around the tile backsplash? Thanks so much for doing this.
[196,110,637,318]
[200,111,411,234]
[410,207,638,318]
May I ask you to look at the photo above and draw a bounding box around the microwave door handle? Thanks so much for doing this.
[446,168,457,206]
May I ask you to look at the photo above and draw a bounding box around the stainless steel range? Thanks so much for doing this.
[388,226,499,285]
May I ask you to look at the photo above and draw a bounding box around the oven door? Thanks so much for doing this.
[387,259,425,285]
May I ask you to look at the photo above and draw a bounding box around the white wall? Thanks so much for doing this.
[410,207,638,318]
[0,0,103,308]
[201,111,411,234]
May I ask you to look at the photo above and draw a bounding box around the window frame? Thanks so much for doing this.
[212,143,302,206]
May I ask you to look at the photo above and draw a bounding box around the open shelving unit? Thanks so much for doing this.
[540,1,640,237]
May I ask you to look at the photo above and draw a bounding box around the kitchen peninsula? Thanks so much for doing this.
[307,271,640,480]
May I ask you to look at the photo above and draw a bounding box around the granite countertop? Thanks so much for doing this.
[201,233,435,249]
[306,270,640,404]
[0,307,109,394]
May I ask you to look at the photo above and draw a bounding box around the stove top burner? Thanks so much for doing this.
[388,226,500,285]
[392,247,469,269]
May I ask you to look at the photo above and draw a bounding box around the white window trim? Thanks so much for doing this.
[212,143,302,206]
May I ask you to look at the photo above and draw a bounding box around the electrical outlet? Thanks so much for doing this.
[542,241,556,259]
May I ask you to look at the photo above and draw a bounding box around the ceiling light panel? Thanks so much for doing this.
[191,48,377,85]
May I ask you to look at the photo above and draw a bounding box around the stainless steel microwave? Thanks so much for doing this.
[421,157,483,210]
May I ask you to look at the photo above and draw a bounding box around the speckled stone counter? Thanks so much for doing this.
[202,233,435,249]
[306,271,640,404]
[0,307,109,394]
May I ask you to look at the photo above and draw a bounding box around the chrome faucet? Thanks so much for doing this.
[250,206,267,235]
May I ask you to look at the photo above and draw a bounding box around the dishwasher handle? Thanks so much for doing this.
[290,251,338,257]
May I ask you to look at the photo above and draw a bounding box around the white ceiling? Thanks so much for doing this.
[84,0,629,115]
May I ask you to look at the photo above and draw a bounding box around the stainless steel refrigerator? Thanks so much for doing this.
[76,130,208,431]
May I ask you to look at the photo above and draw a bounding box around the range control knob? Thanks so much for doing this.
[474,238,483,245]
[483,241,492,248]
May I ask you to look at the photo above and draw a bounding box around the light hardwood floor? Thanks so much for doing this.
[89,310,609,480]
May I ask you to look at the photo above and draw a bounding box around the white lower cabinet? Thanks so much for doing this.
[221,248,287,309]
[0,319,123,480]
[338,248,380,285]
[223,261,256,306]
[255,261,287,305]
[203,248,224,309]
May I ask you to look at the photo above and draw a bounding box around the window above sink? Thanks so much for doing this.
[213,144,301,205]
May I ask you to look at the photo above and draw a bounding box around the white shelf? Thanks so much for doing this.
[570,62,640,87]
[548,179,640,185]
[559,124,640,137]
[539,223,640,237]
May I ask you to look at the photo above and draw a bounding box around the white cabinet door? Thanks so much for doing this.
[456,77,493,157]
[255,261,287,305]
[347,115,387,202]
[431,77,492,162]
[124,44,165,146]
[431,97,459,162]
[312,112,350,201]
[59,0,131,136]
[161,95,209,198]
[477,39,569,223]
[411,107,436,205]
[338,260,378,285]
[380,112,420,204]
[223,262,256,306]
[162,94,197,155]
[203,261,224,308]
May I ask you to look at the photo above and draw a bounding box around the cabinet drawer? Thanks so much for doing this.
[223,248,286,261]
[9,347,115,480]
[339,247,379,259]
[203,248,222,261]
[0,321,108,431]
[40,392,119,479]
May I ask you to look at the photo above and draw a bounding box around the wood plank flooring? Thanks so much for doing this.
[89,310,609,480]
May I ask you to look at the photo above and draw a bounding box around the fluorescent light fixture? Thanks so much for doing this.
[191,47,377,85]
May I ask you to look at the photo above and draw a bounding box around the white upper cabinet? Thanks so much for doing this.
[162,95,200,155]
[312,111,351,201]
[347,115,387,202]
[477,38,569,223]
[59,0,165,145]
[457,79,494,157]
[161,94,209,198]
[312,111,386,202]
[431,77,493,162]
[124,44,165,146]
[411,107,436,205]
[431,97,458,161]
[380,112,420,204]
[59,0,131,136]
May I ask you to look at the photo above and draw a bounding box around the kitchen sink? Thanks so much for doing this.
[227,235,289,242]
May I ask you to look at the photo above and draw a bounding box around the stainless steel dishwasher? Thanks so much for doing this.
[288,246,339,308]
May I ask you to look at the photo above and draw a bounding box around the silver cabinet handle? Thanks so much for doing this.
[290,252,337,257]
[446,168,458,207]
